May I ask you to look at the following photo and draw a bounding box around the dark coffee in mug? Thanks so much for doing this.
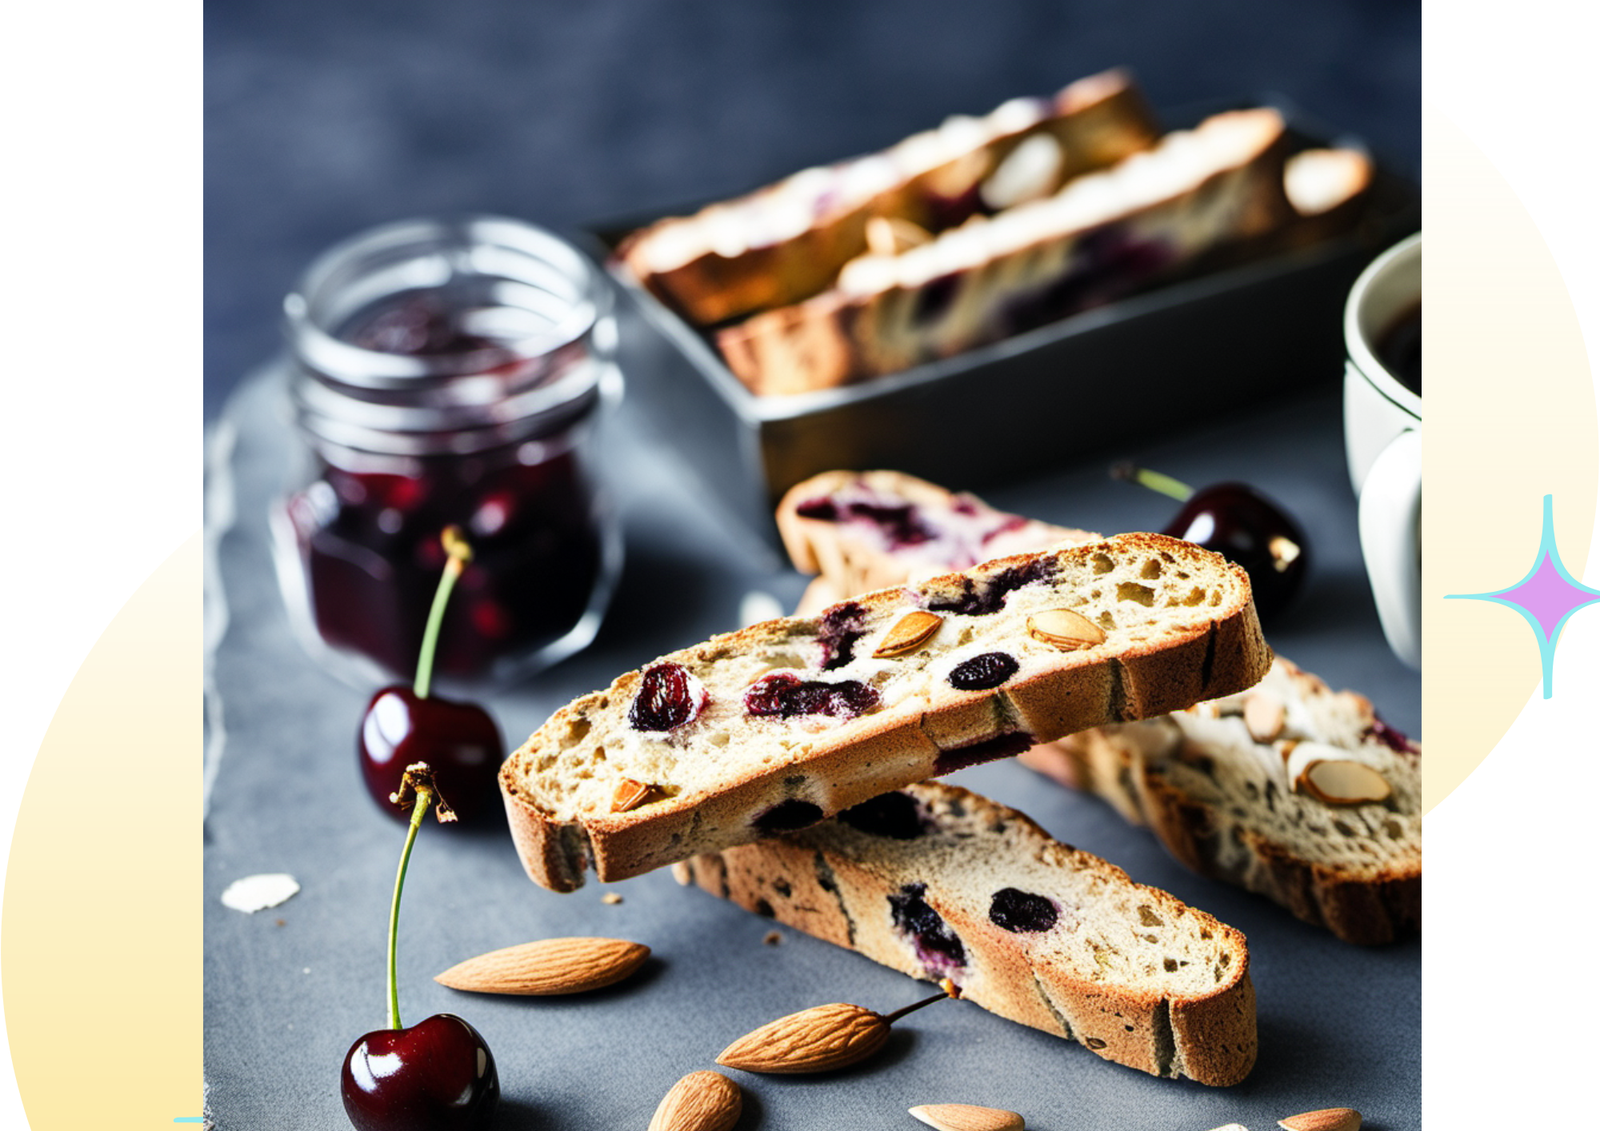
[1376,301,1421,395]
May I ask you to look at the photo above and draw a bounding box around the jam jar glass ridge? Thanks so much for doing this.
[274,215,622,690]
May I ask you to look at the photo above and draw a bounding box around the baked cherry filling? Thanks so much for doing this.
[838,791,925,840]
[889,883,966,976]
[817,602,867,671]
[928,558,1056,616]
[795,497,935,549]
[628,663,708,732]
[752,799,824,833]
[989,887,1059,933]
[744,672,880,719]
[932,732,1034,776]
[947,652,1019,690]
[1366,716,1418,754]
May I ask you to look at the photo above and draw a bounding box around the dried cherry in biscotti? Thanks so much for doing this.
[947,652,1019,691]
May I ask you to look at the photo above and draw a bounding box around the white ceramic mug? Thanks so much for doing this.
[1344,232,1421,669]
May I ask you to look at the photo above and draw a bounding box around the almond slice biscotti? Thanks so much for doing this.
[616,69,1159,327]
[717,107,1294,395]
[499,534,1270,892]
[1021,658,1420,945]
[674,781,1256,1086]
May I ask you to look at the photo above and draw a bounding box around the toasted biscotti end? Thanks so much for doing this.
[499,533,1271,891]
[718,107,1294,395]
[1019,657,1420,945]
[776,469,1097,596]
[616,70,1158,329]
[678,781,1256,1086]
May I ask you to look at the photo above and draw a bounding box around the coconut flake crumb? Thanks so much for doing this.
[221,873,300,913]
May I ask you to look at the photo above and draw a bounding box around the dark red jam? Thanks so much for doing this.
[285,294,607,682]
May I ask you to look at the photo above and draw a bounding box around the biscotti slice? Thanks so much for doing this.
[775,470,1420,943]
[616,70,1159,327]
[674,781,1256,1086]
[1020,658,1420,945]
[717,107,1294,395]
[499,534,1270,891]
[778,469,1098,599]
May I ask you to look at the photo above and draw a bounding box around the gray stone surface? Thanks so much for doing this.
[204,350,1419,1128]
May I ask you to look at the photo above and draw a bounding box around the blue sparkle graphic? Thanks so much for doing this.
[1446,494,1600,698]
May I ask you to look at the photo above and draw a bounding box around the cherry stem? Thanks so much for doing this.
[413,526,474,700]
[881,978,961,1025]
[1111,461,1194,503]
[385,782,431,1030]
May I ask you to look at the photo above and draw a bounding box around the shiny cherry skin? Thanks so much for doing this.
[1162,482,1310,621]
[341,1013,499,1131]
[359,688,504,826]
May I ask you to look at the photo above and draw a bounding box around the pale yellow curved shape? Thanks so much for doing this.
[2,534,200,1127]
[1426,103,1599,812]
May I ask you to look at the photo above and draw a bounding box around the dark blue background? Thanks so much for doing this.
[205,0,1419,419]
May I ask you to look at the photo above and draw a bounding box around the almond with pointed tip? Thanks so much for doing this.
[717,1002,890,1074]
[1297,759,1391,805]
[434,937,649,995]
[874,611,945,658]
[1026,608,1107,650]
[647,1070,742,1131]
[909,1102,1025,1131]
[1243,691,1286,742]
[1278,1109,1361,1131]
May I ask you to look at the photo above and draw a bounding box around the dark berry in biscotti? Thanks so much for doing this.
[947,652,1019,691]
[839,791,925,840]
[889,883,966,976]
[989,888,1059,933]
[744,673,880,718]
[628,663,708,732]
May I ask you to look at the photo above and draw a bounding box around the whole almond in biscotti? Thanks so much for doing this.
[873,610,944,657]
[717,982,956,1075]
[434,937,649,995]
[1243,690,1286,742]
[612,778,658,813]
[909,1103,1025,1131]
[647,1070,742,1131]
[1296,759,1391,806]
[1026,608,1107,650]
[1278,1109,1361,1131]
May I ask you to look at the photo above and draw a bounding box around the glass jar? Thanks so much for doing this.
[273,215,621,689]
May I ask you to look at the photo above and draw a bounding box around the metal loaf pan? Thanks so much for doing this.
[589,95,1419,538]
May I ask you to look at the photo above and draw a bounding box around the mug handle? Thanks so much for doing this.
[1357,428,1422,668]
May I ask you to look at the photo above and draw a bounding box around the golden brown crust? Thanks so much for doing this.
[617,71,1159,328]
[675,782,1256,1086]
[501,534,1271,892]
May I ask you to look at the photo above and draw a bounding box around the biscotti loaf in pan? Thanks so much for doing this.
[717,107,1295,395]
[499,534,1271,892]
[615,69,1159,327]
[777,468,1419,944]
[674,780,1257,1086]
[1021,658,1420,945]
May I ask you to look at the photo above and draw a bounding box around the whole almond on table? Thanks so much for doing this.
[433,937,649,995]
[647,1070,742,1131]
[909,1102,1025,1131]
[717,980,958,1074]
[1279,1109,1361,1131]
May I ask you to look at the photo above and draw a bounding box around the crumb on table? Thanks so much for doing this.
[763,931,783,946]
[601,893,624,905]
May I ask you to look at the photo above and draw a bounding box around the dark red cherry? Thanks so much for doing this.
[947,652,1019,691]
[358,527,504,826]
[988,887,1059,933]
[341,1013,499,1131]
[628,662,708,732]
[744,672,880,719]
[359,688,503,825]
[343,767,499,1131]
[1115,464,1309,621]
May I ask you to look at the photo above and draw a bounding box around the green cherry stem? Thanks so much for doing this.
[413,526,474,700]
[1110,461,1194,503]
[384,763,457,1031]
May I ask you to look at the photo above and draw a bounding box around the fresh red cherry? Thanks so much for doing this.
[342,1014,499,1131]
[359,527,505,825]
[1114,464,1310,621]
[341,765,501,1131]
